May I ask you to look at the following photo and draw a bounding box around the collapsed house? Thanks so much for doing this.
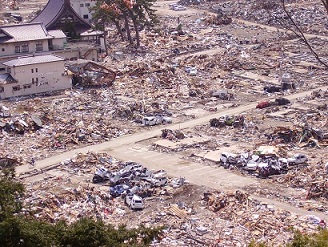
[68,61,116,87]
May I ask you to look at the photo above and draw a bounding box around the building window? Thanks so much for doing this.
[32,78,35,84]
[36,78,39,84]
[0,86,4,93]
[1,48,4,52]
[22,43,29,53]
[23,84,32,89]
[36,42,43,52]
[83,14,89,19]
[36,68,38,73]
[80,3,84,7]
[7,67,11,73]
[85,3,90,7]
[31,69,34,73]
[15,46,20,53]
[12,85,20,91]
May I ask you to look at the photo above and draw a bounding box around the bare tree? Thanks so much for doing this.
[260,0,328,69]
[321,0,328,14]
[280,0,328,68]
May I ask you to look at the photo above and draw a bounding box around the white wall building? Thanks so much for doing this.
[0,23,67,71]
[70,0,97,22]
[0,54,71,99]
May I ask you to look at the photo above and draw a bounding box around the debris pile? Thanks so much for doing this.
[210,115,245,128]
[219,150,309,178]
[203,0,328,36]
[161,129,185,140]
[204,13,232,25]
[273,162,328,200]
[0,114,42,134]
[202,190,326,243]
[266,124,328,147]
[69,61,116,87]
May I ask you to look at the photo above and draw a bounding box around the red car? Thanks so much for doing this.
[256,101,271,109]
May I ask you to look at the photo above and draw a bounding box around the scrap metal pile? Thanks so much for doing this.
[219,149,308,178]
[22,152,185,223]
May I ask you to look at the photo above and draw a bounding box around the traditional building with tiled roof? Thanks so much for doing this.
[31,0,92,38]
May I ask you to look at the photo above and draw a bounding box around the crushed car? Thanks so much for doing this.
[125,194,144,210]
[110,184,130,198]
[142,115,172,126]
[93,167,112,183]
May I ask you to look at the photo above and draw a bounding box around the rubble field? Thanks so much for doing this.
[19,152,327,246]
[1,0,328,246]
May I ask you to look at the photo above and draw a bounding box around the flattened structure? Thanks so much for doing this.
[31,0,91,35]
[68,61,116,87]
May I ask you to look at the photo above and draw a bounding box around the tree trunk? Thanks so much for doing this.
[132,17,140,48]
[127,9,140,48]
[113,19,125,41]
[321,0,328,14]
[123,13,133,44]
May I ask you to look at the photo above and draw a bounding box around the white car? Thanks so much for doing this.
[142,116,172,126]
[189,67,197,76]
[185,66,197,75]
[143,176,168,187]
[169,3,179,10]
[125,194,144,210]
[174,5,187,11]
[287,154,308,165]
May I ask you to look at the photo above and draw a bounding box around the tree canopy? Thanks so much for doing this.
[91,0,158,48]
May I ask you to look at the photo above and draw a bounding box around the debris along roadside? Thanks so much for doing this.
[19,152,327,246]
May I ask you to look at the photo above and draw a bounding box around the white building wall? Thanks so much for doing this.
[70,0,96,21]
[52,38,66,50]
[0,39,50,57]
[0,60,71,99]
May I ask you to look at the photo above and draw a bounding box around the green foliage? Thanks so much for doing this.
[248,229,328,247]
[286,229,328,247]
[0,217,163,247]
[248,240,269,247]
[62,21,80,40]
[0,217,59,247]
[60,218,108,247]
[0,167,25,221]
